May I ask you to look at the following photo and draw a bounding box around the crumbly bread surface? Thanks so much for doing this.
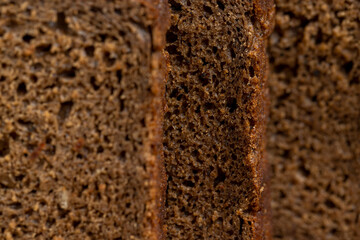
[268,1,360,239]
[0,0,168,239]
[164,0,274,239]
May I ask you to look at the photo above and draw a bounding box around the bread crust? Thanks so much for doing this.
[141,0,170,239]
[247,0,275,239]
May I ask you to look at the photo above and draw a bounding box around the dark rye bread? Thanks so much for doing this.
[0,0,168,239]
[164,0,274,239]
[268,0,360,239]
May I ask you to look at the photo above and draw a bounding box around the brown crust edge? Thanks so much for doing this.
[247,0,275,239]
[138,0,170,239]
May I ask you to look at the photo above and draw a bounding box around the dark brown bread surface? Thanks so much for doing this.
[0,0,168,239]
[268,0,360,239]
[164,0,274,239]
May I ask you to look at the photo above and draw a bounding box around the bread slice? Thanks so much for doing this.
[268,0,360,239]
[164,0,274,239]
[0,0,168,239]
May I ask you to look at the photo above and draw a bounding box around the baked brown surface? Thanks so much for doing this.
[0,0,168,239]
[164,0,274,239]
[268,0,360,239]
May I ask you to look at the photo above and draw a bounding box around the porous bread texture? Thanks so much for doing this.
[0,0,168,239]
[268,0,360,239]
[164,0,274,239]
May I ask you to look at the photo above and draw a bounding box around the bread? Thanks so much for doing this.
[268,0,360,239]
[164,0,274,239]
[0,0,168,239]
